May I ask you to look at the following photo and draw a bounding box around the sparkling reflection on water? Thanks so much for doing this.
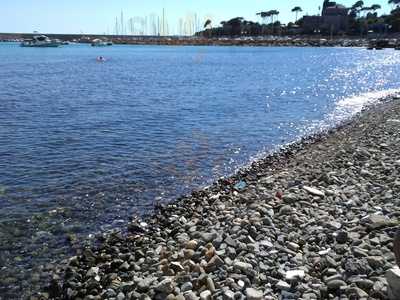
[0,43,400,296]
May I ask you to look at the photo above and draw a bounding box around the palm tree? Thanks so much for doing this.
[352,0,364,10]
[256,11,271,35]
[204,19,212,38]
[291,6,303,22]
[271,10,280,23]
[370,4,381,11]
[360,6,372,17]
[204,19,212,29]
[268,10,279,34]
[351,0,364,17]
[256,11,271,24]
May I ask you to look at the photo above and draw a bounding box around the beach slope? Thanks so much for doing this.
[43,98,400,300]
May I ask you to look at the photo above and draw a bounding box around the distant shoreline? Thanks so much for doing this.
[1,32,399,47]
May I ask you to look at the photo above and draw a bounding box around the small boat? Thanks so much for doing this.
[91,39,112,47]
[20,35,61,47]
[96,56,107,62]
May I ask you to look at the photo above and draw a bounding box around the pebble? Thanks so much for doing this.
[246,288,263,300]
[327,279,347,290]
[386,267,400,300]
[303,186,325,197]
[285,270,305,281]
[199,290,212,300]
[276,280,291,291]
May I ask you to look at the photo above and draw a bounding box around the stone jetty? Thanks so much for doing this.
[37,97,400,299]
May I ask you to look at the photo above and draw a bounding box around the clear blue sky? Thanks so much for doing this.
[0,0,392,35]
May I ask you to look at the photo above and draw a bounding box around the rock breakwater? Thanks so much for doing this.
[38,98,400,300]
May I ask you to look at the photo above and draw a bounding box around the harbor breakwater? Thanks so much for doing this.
[0,32,398,47]
[36,96,400,300]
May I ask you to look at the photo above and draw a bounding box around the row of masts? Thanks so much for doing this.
[110,9,205,36]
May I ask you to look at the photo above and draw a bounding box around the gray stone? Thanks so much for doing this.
[184,291,199,300]
[276,280,291,291]
[336,231,348,244]
[206,277,216,293]
[327,279,347,290]
[171,262,185,272]
[245,288,263,300]
[303,186,325,197]
[279,205,292,215]
[366,214,396,229]
[354,278,374,290]
[223,290,235,300]
[329,221,342,230]
[233,261,252,273]
[155,278,174,294]
[199,290,212,300]
[199,232,218,243]
[225,235,237,247]
[86,267,99,277]
[394,229,400,267]
[386,267,400,300]
[347,287,369,299]
[285,269,305,281]
[367,256,385,268]
[137,278,153,292]
[181,281,193,293]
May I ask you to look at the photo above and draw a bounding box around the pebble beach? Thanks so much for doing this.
[37,97,400,300]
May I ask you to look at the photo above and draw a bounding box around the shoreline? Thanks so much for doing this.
[39,97,400,299]
[1,34,397,48]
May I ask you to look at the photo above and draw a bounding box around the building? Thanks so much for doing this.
[302,0,349,34]
[321,1,349,33]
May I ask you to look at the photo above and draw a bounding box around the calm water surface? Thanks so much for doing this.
[0,43,400,297]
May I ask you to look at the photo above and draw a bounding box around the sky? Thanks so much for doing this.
[0,0,393,35]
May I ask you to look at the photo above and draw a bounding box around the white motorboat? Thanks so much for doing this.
[91,39,112,47]
[20,35,61,47]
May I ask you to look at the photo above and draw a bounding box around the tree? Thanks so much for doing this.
[268,10,280,34]
[360,6,372,17]
[351,0,364,17]
[226,17,244,36]
[371,4,381,11]
[291,6,303,22]
[203,19,212,38]
[204,19,212,29]
[256,11,271,24]
[270,10,280,24]
[352,0,364,10]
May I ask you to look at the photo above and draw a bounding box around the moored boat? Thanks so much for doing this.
[91,39,112,47]
[20,35,61,47]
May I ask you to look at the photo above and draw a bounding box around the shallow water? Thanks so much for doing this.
[0,43,400,297]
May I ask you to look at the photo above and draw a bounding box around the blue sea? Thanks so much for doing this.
[0,42,400,297]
